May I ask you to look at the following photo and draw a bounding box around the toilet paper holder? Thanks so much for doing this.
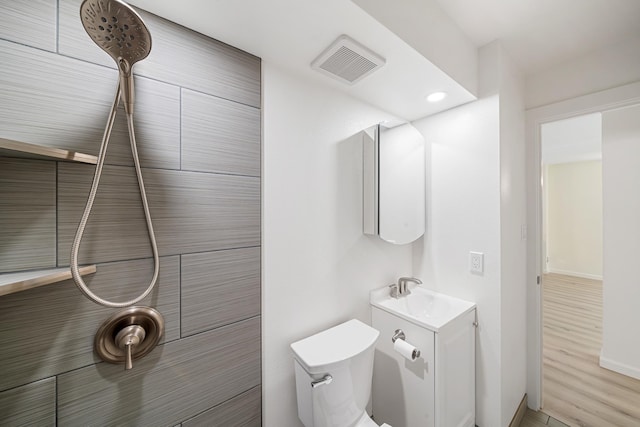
[391,329,421,359]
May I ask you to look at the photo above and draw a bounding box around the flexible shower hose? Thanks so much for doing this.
[70,83,160,308]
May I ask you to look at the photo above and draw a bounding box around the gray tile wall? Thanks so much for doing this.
[56,164,260,265]
[57,317,261,427]
[0,1,261,425]
[182,89,261,176]
[0,40,181,170]
[0,256,180,392]
[0,1,56,52]
[58,0,260,108]
[0,378,56,427]
[182,386,262,427]
[0,159,56,273]
[182,247,261,337]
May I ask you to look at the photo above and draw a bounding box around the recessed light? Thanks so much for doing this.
[426,91,447,103]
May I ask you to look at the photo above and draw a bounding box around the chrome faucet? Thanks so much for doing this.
[389,277,422,298]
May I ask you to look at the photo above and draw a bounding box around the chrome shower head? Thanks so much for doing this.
[80,0,152,113]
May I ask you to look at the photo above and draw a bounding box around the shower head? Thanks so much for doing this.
[80,0,151,66]
[80,0,152,113]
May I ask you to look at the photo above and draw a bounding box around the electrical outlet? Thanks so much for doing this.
[470,252,484,274]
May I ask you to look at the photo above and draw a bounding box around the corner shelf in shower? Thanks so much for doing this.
[0,265,97,297]
[0,137,98,164]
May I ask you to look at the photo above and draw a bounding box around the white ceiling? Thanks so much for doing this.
[433,0,640,74]
[541,113,602,165]
[129,0,640,120]
[129,0,476,122]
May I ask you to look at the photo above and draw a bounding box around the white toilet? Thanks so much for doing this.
[291,319,391,427]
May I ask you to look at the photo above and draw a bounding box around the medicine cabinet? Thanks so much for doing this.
[362,123,426,244]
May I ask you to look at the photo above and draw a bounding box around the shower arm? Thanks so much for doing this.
[70,82,160,308]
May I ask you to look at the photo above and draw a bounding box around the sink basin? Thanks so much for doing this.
[370,285,476,332]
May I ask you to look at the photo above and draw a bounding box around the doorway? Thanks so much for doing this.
[533,104,640,426]
[526,82,640,412]
[540,113,605,425]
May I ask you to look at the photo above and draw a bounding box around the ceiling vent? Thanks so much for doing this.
[311,35,385,85]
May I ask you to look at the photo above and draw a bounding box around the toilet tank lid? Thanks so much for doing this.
[290,319,380,371]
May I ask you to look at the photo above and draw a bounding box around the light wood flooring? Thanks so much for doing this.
[540,273,640,426]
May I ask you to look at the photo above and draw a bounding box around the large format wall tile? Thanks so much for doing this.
[0,40,180,170]
[58,0,261,108]
[58,317,261,426]
[0,377,56,427]
[57,163,153,264]
[0,158,55,273]
[0,0,56,52]
[2,1,261,423]
[182,89,261,176]
[182,386,261,427]
[58,163,261,265]
[144,168,261,255]
[182,247,260,337]
[0,256,179,392]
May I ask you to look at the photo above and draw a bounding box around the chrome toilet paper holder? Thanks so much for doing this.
[391,329,421,359]
[391,329,405,343]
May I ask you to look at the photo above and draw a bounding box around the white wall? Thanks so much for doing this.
[600,103,640,379]
[352,0,478,96]
[525,36,640,109]
[545,161,603,279]
[262,62,413,426]
[412,42,526,427]
[413,92,502,427]
[541,113,603,165]
[497,44,528,427]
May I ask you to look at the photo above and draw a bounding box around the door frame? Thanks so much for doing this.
[525,81,640,410]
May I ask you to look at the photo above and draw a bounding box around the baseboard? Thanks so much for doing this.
[509,393,527,427]
[547,268,602,281]
[600,353,640,380]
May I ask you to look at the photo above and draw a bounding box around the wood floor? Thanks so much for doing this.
[541,273,640,426]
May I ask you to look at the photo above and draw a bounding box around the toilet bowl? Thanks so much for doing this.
[291,319,391,427]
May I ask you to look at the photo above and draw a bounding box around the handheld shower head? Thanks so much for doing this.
[80,0,151,113]
[72,0,159,309]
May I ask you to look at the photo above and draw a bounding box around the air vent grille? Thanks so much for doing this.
[312,35,385,85]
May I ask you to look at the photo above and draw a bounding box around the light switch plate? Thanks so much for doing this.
[470,252,484,274]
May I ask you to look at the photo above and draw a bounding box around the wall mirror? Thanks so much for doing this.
[363,123,426,244]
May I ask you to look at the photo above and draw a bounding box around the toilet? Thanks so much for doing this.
[291,319,391,427]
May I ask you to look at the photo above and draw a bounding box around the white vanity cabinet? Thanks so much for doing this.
[434,308,476,427]
[371,306,476,427]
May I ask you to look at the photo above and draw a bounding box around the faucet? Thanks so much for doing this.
[389,277,422,298]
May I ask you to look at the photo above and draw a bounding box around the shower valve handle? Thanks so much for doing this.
[115,325,146,370]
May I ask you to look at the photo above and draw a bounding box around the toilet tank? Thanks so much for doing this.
[291,319,380,427]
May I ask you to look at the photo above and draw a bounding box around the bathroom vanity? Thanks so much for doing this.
[370,286,476,427]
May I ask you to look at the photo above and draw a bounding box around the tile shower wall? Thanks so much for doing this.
[0,1,261,425]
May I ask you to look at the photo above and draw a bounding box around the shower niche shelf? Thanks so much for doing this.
[0,265,97,297]
[0,137,98,164]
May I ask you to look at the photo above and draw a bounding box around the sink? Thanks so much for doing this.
[370,285,476,332]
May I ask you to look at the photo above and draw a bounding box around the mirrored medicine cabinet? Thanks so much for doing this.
[362,123,426,245]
